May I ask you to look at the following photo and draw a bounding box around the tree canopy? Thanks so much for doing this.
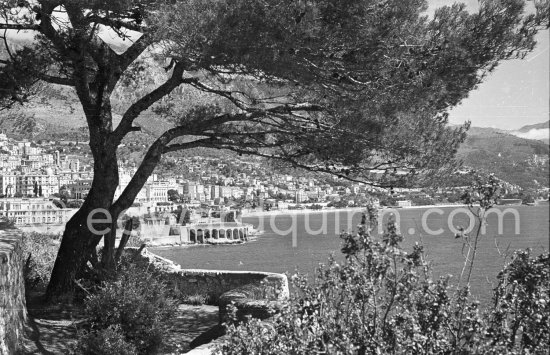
[1,0,547,188]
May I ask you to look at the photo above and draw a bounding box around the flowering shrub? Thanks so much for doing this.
[218,213,549,354]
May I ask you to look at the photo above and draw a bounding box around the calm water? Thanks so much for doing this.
[153,206,549,303]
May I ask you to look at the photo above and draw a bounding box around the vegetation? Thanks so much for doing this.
[20,232,60,291]
[74,325,139,355]
[182,210,191,226]
[167,189,182,202]
[74,265,177,355]
[181,293,208,306]
[0,216,16,229]
[457,127,550,189]
[223,210,241,223]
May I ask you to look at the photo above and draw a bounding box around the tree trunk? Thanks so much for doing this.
[45,140,167,301]
[100,217,120,270]
[45,146,119,301]
[115,218,134,264]
[45,95,170,301]
[45,206,104,302]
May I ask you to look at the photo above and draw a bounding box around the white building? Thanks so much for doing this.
[16,174,59,197]
[0,198,77,225]
[0,174,17,197]
[68,179,93,199]
[144,181,179,203]
[396,200,412,208]
[295,189,308,203]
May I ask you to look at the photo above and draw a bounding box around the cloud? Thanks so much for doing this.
[511,128,550,141]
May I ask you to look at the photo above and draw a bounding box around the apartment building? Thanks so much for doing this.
[0,198,77,225]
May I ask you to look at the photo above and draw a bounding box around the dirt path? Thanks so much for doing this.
[162,305,220,354]
[21,292,84,354]
[20,293,219,355]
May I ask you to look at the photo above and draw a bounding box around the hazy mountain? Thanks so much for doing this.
[516,121,550,132]
[508,121,549,144]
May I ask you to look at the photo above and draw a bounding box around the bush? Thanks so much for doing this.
[125,233,145,248]
[76,265,177,355]
[482,250,549,353]
[218,217,550,355]
[0,216,16,229]
[181,293,208,306]
[20,232,60,291]
[74,325,137,355]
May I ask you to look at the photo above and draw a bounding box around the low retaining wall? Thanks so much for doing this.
[128,248,289,355]
[0,229,27,354]
[218,282,285,323]
[131,249,288,306]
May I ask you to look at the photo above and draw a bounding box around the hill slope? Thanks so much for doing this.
[457,126,549,188]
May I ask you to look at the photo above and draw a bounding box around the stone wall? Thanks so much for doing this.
[131,248,289,306]
[0,229,27,354]
[128,248,289,355]
[218,282,285,323]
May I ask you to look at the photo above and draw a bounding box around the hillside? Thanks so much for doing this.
[2,87,548,189]
[2,84,548,189]
[457,126,549,189]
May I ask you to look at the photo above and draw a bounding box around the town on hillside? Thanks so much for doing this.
[1,132,548,227]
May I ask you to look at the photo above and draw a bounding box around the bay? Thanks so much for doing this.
[152,205,549,303]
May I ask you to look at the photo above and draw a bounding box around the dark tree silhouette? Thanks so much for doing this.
[182,210,191,226]
[167,189,180,202]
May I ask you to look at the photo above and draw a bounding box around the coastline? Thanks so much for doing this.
[17,204,545,235]
[241,207,365,217]
[240,204,470,218]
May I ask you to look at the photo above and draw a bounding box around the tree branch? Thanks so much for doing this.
[0,24,39,31]
[84,15,145,33]
[2,27,73,87]
[110,124,197,215]
[38,73,74,86]
[110,62,195,145]
[117,32,151,72]
[162,138,214,153]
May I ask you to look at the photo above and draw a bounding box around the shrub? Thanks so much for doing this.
[77,265,177,355]
[20,232,60,290]
[74,325,137,355]
[481,250,549,353]
[0,216,16,229]
[181,293,208,306]
[218,216,550,355]
[125,233,145,248]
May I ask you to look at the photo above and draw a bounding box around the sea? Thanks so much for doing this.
[152,205,549,304]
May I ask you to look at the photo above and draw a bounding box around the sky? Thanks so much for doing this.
[5,1,549,131]
[428,0,549,130]
[447,31,548,130]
